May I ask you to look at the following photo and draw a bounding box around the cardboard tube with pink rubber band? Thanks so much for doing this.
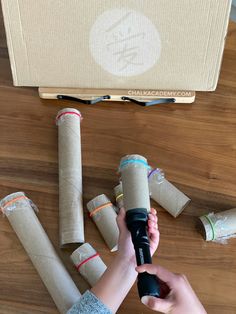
[56,108,84,247]
[71,243,107,286]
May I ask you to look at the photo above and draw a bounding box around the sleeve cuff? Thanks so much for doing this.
[67,290,112,314]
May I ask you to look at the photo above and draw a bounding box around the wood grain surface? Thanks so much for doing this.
[0,5,236,313]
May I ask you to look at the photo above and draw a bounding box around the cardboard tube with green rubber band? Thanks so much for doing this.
[199,208,236,242]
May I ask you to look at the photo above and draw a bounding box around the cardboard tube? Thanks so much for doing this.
[114,182,124,211]
[71,243,107,286]
[119,154,150,213]
[115,167,190,218]
[119,155,162,298]
[87,194,119,252]
[0,192,81,314]
[56,108,84,247]
[149,169,191,217]
[199,208,236,241]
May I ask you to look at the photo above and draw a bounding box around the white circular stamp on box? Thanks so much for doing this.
[89,9,161,77]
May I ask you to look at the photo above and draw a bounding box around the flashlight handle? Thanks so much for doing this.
[126,209,161,299]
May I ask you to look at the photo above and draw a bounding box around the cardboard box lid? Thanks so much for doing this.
[1,0,232,91]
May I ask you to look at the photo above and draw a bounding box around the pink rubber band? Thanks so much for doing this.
[56,111,82,122]
[76,253,100,270]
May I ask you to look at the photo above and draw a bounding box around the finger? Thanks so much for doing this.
[148,230,158,240]
[149,235,159,255]
[148,215,157,224]
[149,229,159,242]
[116,208,127,233]
[149,212,158,222]
[116,207,125,221]
[151,208,157,215]
[148,220,157,229]
[141,296,172,313]
[136,264,176,286]
[149,229,159,239]
[148,220,159,239]
[148,223,158,234]
[151,208,158,220]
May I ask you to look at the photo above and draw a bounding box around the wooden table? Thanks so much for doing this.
[0,6,236,313]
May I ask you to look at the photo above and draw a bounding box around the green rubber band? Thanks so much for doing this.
[204,215,216,240]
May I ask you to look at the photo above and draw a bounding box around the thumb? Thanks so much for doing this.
[141,296,172,313]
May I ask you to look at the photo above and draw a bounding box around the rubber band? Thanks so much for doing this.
[76,253,100,271]
[116,194,123,202]
[0,195,28,213]
[204,215,216,240]
[148,168,165,184]
[56,111,82,123]
[119,159,150,169]
[148,169,158,179]
[89,202,113,217]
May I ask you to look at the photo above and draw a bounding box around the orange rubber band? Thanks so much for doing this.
[89,202,113,217]
[0,195,28,213]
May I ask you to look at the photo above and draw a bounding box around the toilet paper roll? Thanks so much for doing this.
[0,192,81,314]
[71,243,107,286]
[149,168,190,217]
[119,154,151,213]
[87,194,119,252]
[56,108,84,247]
[199,208,236,242]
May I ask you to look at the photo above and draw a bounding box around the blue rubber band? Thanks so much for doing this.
[119,159,150,169]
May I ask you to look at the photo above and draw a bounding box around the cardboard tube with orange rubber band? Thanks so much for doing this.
[87,194,119,252]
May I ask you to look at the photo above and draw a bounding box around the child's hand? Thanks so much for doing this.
[116,207,159,264]
[148,208,159,256]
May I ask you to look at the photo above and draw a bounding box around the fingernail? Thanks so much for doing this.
[141,296,149,305]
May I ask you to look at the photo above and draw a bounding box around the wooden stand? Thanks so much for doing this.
[39,87,195,104]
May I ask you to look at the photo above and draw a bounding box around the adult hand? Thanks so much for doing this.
[136,264,206,314]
